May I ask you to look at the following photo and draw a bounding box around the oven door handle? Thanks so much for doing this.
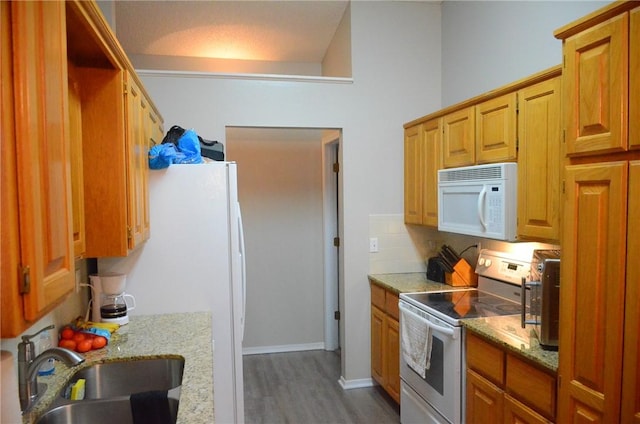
[399,303,457,339]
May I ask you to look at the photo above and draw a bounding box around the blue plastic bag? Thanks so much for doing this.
[148,128,203,169]
[175,129,203,164]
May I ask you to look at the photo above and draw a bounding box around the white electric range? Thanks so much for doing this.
[398,249,531,424]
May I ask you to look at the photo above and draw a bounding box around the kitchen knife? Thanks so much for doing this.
[441,245,460,267]
[444,245,462,261]
[438,251,455,272]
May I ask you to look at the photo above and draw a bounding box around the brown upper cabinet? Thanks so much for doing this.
[404,124,424,224]
[558,3,639,155]
[1,0,163,337]
[516,76,562,242]
[442,93,518,168]
[404,118,441,226]
[475,93,518,164]
[404,66,562,243]
[443,107,475,167]
[631,7,639,150]
[1,1,75,337]
[66,1,163,258]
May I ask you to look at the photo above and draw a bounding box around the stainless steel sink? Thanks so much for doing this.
[62,357,184,399]
[35,397,179,424]
[35,357,184,424]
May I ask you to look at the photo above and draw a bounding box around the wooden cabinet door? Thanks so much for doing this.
[1,0,23,337]
[125,74,147,250]
[563,13,628,155]
[443,107,475,168]
[517,77,561,241]
[504,394,551,424]
[630,7,640,150]
[371,305,386,386]
[68,64,86,258]
[622,161,640,423]
[467,369,504,424]
[559,162,627,424]
[2,1,74,335]
[475,93,517,164]
[422,119,441,227]
[385,317,400,403]
[404,124,423,224]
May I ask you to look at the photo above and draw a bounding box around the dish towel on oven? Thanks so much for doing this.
[400,307,433,378]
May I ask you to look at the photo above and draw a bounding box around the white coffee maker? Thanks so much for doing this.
[89,273,136,325]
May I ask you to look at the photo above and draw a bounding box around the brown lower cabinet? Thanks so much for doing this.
[466,332,556,424]
[370,283,400,403]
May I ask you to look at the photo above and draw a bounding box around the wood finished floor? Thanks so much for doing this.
[244,350,400,424]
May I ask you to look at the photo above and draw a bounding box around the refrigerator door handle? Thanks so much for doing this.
[237,202,247,341]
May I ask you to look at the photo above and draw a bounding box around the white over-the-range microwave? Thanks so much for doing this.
[438,162,517,241]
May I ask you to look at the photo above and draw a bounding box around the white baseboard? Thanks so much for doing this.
[242,342,325,355]
[338,376,374,390]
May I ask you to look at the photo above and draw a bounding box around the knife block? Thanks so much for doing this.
[444,259,478,287]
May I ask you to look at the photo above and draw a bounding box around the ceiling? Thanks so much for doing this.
[114,1,350,63]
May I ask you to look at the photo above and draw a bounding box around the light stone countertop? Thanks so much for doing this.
[368,272,467,294]
[23,312,213,424]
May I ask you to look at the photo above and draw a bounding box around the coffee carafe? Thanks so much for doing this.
[89,273,136,325]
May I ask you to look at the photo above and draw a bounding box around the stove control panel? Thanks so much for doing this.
[475,249,531,286]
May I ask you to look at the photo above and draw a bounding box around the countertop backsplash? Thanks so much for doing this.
[369,214,434,274]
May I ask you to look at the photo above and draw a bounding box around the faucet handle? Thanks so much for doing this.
[19,324,55,363]
[20,324,55,344]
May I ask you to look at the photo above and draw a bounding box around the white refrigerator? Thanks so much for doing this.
[98,162,246,424]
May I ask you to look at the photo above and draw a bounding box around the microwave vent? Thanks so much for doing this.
[440,164,507,182]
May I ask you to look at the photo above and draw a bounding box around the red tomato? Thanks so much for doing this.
[76,339,92,353]
[58,339,77,351]
[91,336,107,350]
[72,332,86,343]
[60,327,75,340]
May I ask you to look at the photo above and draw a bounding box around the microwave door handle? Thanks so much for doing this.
[399,303,457,339]
[477,186,487,229]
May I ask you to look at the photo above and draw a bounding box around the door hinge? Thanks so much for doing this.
[333,237,340,247]
[333,162,340,173]
[127,226,133,240]
[334,310,341,320]
[21,266,31,294]
[562,180,566,194]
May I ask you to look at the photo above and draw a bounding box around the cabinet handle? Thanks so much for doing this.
[21,266,31,294]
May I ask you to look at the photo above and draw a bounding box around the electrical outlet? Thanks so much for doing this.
[75,269,82,293]
[369,237,379,253]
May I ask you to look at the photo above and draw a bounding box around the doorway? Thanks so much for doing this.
[227,127,342,355]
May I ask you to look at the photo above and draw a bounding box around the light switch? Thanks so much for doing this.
[369,237,379,253]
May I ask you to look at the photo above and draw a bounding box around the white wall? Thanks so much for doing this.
[441,1,610,106]
[139,1,442,383]
[227,129,325,353]
[322,3,352,77]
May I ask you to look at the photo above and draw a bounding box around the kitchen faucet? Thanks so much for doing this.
[18,325,85,412]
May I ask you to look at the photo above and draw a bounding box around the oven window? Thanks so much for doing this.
[424,336,444,395]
